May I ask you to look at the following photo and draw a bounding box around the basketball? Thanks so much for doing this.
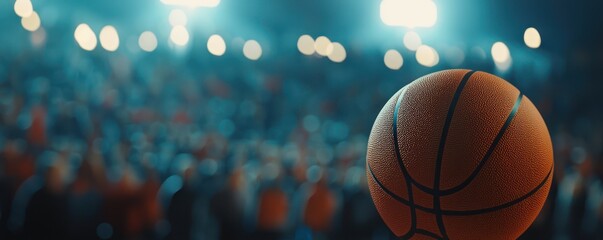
[366,69,553,239]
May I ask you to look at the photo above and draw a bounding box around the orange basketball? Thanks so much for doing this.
[366,70,553,240]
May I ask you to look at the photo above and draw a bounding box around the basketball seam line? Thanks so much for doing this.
[376,91,525,200]
[441,163,553,215]
[367,161,553,216]
[392,86,417,239]
[395,78,525,197]
[433,70,476,239]
[440,93,523,196]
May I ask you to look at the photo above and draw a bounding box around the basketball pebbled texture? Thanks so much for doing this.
[366,69,553,240]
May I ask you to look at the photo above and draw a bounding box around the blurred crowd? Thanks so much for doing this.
[0,39,602,240]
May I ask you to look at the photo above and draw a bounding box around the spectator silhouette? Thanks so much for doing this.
[211,169,247,240]
[23,163,68,240]
[167,163,197,240]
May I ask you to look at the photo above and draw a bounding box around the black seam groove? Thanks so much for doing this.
[440,93,523,196]
[433,70,476,239]
[407,176,434,195]
[392,87,417,239]
[367,162,433,213]
[390,92,525,198]
[368,163,553,216]
[441,163,553,216]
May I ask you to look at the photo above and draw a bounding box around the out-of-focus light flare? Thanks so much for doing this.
[495,57,512,71]
[97,222,113,239]
[314,36,332,56]
[416,45,439,67]
[207,34,226,56]
[492,41,512,71]
[231,37,245,49]
[31,27,46,47]
[403,31,422,51]
[524,27,541,48]
[170,26,190,46]
[161,0,220,8]
[381,0,437,28]
[14,0,33,18]
[21,11,40,32]
[491,42,510,63]
[99,26,120,52]
[328,42,346,63]
[444,47,465,66]
[471,46,487,60]
[169,9,188,26]
[297,35,315,55]
[384,49,403,70]
[139,31,158,52]
[74,24,97,51]
[243,40,262,60]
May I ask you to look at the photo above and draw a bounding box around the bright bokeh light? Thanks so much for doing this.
[381,0,437,28]
[416,45,439,67]
[403,31,422,51]
[139,31,158,52]
[492,41,512,71]
[491,42,510,63]
[74,24,97,51]
[243,40,262,60]
[207,34,226,56]
[169,9,188,26]
[14,0,33,18]
[297,35,315,55]
[21,11,40,32]
[524,27,541,48]
[384,49,403,70]
[170,26,189,46]
[328,42,346,63]
[99,26,120,52]
[314,36,332,56]
[161,0,220,8]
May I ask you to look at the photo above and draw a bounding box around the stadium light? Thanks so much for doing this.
[14,0,33,18]
[314,36,332,56]
[21,11,41,32]
[491,42,510,63]
[328,42,346,63]
[380,0,437,28]
[161,0,220,8]
[384,49,403,70]
[492,42,512,71]
[207,34,226,56]
[99,26,120,52]
[139,31,158,52]
[243,40,262,60]
[170,26,190,46]
[524,27,541,48]
[416,45,439,67]
[297,35,315,55]
[74,23,97,51]
[403,31,422,51]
